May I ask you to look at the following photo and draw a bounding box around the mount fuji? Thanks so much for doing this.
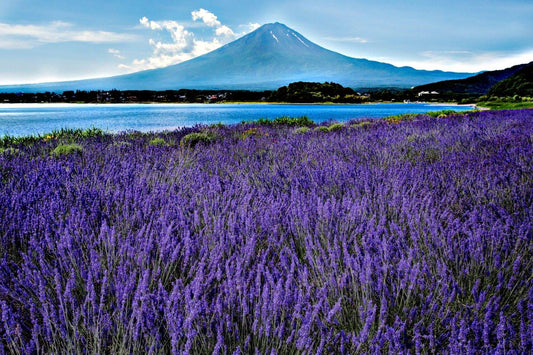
[1,22,473,92]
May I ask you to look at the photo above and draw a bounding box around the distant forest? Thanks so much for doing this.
[0,82,371,104]
[0,82,414,104]
[1,79,531,104]
[0,89,270,104]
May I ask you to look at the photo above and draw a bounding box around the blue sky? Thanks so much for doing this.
[1,0,532,85]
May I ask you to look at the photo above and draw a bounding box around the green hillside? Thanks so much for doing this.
[413,62,530,95]
[488,62,533,97]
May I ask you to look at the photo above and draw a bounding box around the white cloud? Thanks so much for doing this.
[0,39,34,50]
[191,9,221,28]
[191,9,235,37]
[140,19,194,55]
[245,23,261,32]
[216,25,235,37]
[0,21,137,49]
[385,49,533,72]
[108,48,125,59]
[121,9,255,72]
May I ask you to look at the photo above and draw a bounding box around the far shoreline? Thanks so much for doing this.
[0,101,479,109]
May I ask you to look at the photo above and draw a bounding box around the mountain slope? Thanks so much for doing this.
[412,62,532,95]
[0,23,473,92]
[488,62,533,96]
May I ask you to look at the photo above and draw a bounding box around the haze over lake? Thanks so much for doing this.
[0,103,473,137]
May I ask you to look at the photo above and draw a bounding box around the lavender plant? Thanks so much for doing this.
[0,110,532,353]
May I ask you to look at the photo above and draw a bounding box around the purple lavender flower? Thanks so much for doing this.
[0,109,531,352]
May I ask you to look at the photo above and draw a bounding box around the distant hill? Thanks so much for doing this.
[268,81,363,102]
[0,23,473,93]
[488,62,533,97]
[412,62,532,95]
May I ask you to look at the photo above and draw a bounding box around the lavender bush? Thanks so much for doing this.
[0,110,532,353]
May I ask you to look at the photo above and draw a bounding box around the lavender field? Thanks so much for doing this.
[1,110,532,353]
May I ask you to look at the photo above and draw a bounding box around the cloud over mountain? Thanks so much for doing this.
[120,9,257,72]
[191,8,234,37]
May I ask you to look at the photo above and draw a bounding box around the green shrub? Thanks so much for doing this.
[426,110,458,118]
[149,137,169,146]
[294,127,311,134]
[314,126,330,133]
[248,116,314,127]
[1,135,41,148]
[350,121,372,129]
[327,123,344,132]
[275,116,314,126]
[208,122,225,129]
[180,132,215,147]
[50,127,106,142]
[51,143,83,157]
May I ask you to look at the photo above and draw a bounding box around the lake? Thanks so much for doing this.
[0,102,474,137]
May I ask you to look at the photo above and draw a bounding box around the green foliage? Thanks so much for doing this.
[148,137,170,146]
[112,141,132,148]
[475,100,533,110]
[488,63,533,97]
[1,127,105,149]
[0,147,21,155]
[413,62,532,97]
[314,126,330,133]
[208,122,225,129]
[46,127,105,143]
[384,110,473,124]
[53,127,105,140]
[269,81,365,103]
[0,89,273,104]
[350,121,372,129]
[294,127,311,134]
[248,116,314,127]
[51,143,83,157]
[180,132,215,147]
[426,110,459,118]
[327,123,344,132]
[0,135,40,148]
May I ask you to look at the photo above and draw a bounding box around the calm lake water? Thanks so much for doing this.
[0,103,473,137]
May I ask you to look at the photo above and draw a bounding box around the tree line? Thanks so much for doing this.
[2,81,528,104]
[0,89,271,104]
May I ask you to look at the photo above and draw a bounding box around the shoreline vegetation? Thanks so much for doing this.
[1,110,532,353]
[1,109,479,143]
[1,81,532,111]
[0,100,480,107]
